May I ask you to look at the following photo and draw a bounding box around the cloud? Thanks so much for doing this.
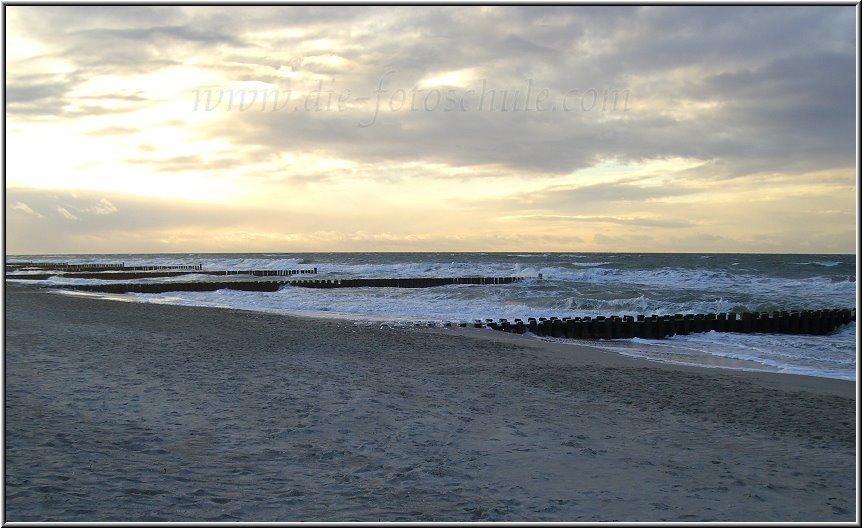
[549,181,695,204]
[56,206,79,220]
[498,214,695,228]
[9,6,856,178]
[3,73,78,115]
[80,198,118,215]
[4,80,69,104]
[3,6,856,253]
[173,6,852,179]
[11,201,44,218]
[84,126,140,136]
[71,25,246,46]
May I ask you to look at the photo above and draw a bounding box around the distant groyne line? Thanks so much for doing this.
[41,276,527,293]
[5,262,204,272]
[6,269,319,280]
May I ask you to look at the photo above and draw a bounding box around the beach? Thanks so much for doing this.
[3,282,856,521]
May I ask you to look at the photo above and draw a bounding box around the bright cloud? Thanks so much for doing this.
[56,206,79,221]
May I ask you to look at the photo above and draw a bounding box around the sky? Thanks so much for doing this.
[3,5,858,254]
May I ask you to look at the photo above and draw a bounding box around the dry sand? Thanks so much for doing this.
[3,283,857,521]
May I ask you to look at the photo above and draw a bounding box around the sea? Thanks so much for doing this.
[6,252,857,381]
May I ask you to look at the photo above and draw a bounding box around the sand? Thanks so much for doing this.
[3,283,857,522]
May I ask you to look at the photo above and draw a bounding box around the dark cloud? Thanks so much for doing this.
[4,81,69,104]
[545,182,696,204]
[71,25,245,45]
[189,7,853,178]
[672,50,857,177]
[3,71,80,115]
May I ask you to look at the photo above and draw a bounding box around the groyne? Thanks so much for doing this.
[5,262,204,272]
[464,309,856,338]
[5,269,318,280]
[46,276,526,294]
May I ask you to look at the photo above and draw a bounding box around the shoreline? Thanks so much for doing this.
[4,282,857,521]
[424,324,856,397]
[50,284,857,385]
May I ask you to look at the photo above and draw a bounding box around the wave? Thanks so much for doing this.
[570,262,612,267]
[794,260,842,267]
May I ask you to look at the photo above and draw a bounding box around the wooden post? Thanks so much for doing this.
[812,310,826,335]
[663,315,675,338]
[623,315,635,338]
[565,318,576,338]
[551,318,564,338]
[682,314,693,334]
[822,310,837,334]
[741,312,754,333]
[673,314,691,335]
[634,319,646,338]
[715,313,727,332]
[726,312,739,332]
[645,316,657,338]
[602,317,613,340]
[789,311,800,334]
[611,316,623,339]
[799,310,811,334]
[580,317,593,339]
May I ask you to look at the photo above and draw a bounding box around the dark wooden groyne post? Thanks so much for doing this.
[623,315,635,338]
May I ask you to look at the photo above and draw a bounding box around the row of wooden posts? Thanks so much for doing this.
[469,309,856,338]
[6,262,205,271]
[52,276,527,294]
[301,277,525,288]
[5,269,319,281]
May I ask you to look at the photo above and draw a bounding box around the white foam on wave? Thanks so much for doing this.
[84,284,546,323]
[525,265,854,307]
[794,260,842,267]
[592,325,856,381]
[317,260,538,279]
[570,262,612,267]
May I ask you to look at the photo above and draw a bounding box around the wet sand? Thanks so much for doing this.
[3,283,856,521]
